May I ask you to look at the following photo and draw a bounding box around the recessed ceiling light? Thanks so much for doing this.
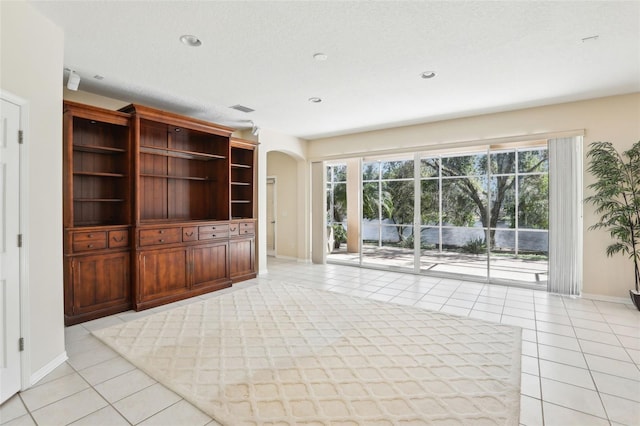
[308,97,322,103]
[420,71,436,79]
[313,53,328,61]
[180,35,202,47]
[93,74,104,80]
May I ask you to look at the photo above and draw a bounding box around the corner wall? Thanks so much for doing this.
[308,93,640,299]
[258,129,309,272]
[1,1,66,382]
[266,152,299,259]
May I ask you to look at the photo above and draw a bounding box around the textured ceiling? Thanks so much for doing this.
[30,1,640,139]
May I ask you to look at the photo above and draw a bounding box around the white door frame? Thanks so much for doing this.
[266,176,277,256]
[1,90,31,394]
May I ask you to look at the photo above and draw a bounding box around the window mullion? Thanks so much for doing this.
[414,153,420,273]
[438,157,443,253]
[486,148,491,281]
[515,151,519,257]
[378,166,382,248]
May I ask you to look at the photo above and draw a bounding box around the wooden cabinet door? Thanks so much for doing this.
[229,238,255,280]
[192,242,228,289]
[138,248,189,302]
[70,251,130,315]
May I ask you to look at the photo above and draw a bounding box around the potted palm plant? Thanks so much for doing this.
[585,141,640,309]
[332,223,347,250]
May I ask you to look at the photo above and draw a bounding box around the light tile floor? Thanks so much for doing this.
[1,257,639,425]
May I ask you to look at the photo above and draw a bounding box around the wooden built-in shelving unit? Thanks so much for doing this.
[63,101,257,325]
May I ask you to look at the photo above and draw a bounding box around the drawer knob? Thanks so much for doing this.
[159,239,164,243]
[159,230,165,234]
[88,244,94,248]
[113,236,124,242]
[88,234,93,238]
[185,231,194,237]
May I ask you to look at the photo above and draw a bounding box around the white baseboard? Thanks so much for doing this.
[274,255,298,261]
[29,351,68,388]
[581,292,633,305]
[273,255,311,263]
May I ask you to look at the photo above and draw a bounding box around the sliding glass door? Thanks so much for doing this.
[488,148,549,282]
[325,143,549,286]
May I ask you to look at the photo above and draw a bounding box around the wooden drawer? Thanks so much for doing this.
[72,231,107,252]
[198,224,229,240]
[239,222,255,235]
[198,224,229,234]
[139,227,181,246]
[109,230,129,248]
[182,226,198,242]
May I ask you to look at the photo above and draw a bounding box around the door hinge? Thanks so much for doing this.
[17,234,22,247]
[18,130,24,144]
[19,337,24,351]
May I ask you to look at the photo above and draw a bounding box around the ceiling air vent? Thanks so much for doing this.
[229,104,255,113]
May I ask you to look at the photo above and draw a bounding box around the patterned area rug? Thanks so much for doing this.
[93,283,522,425]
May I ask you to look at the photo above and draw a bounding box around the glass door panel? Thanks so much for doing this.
[488,174,516,281]
[327,163,355,263]
[515,164,549,283]
[361,158,414,270]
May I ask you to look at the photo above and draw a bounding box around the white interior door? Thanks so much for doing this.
[266,177,276,256]
[0,98,22,403]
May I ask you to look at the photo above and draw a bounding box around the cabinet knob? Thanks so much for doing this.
[159,230,165,234]
[88,234,93,238]
[88,244,94,248]
[159,239,164,243]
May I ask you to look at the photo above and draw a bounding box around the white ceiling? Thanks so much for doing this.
[31,1,640,140]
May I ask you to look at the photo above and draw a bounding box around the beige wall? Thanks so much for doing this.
[266,152,299,258]
[259,129,309,269]
[309,93,640,299]
[63,88,129,110]
[1,1,66,382]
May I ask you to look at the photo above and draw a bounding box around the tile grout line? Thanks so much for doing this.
[58,326,175,426]
[63,356,136,426]
[562,296,612,424]
[532,293,545,426]
[17,393,38,426]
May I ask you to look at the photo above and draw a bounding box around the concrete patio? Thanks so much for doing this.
[328,246,548,285]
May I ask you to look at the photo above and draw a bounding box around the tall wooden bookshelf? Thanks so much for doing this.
[63,102,132,325]
[230,138,257,281]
